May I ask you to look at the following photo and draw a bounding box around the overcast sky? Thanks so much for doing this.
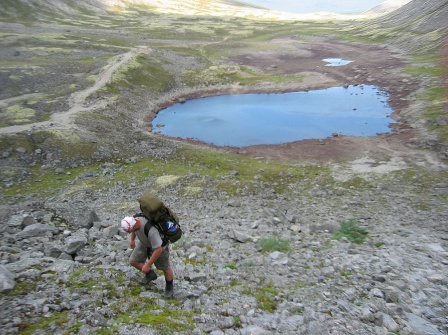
[243,0,386,14]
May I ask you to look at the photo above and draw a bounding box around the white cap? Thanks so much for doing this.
[121,216,136,233]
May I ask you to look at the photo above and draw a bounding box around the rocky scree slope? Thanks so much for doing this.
[0,163,447,335]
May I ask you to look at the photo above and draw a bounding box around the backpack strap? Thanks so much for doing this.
[143,221,168,247]
[144,221,151,237]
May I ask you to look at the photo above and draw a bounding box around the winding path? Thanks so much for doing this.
[0,49,136,135]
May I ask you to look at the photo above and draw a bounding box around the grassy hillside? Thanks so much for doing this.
[343,0,448,144]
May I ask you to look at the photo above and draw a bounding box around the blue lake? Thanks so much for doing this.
[152,85,395,147]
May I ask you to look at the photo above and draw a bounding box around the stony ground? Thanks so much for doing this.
[0,150,447,335]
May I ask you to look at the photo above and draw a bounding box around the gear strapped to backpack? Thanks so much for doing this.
[135,193,182,243]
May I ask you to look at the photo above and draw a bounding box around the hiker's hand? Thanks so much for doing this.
[142,262,151,273]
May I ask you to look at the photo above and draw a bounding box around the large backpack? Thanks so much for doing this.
[137,193,182,243]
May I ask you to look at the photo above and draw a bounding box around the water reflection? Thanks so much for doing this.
[152,85,394,147]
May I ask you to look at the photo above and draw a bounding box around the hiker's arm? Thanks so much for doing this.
[142,246,162,273]
[130,232,136,249]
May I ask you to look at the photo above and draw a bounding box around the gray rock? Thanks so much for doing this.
[22,215,37,227]
[16,223,58,240]
[370,288,384,299]
[47,246,64,258]
[0,265,16,293]
[47,203,99,228]
[209,330,225,335]
[336,299,351,313]
[59,252,74,261]
[359,306,376,323]
[240,325,273,335]
[426,274,446,285]
[375,312,399,331]
[278,314,305,332]
[7,214,26,228]
[232,230,253,243]
[65,236,88,254]
[216,316,235,329]
[103,224,119,238]
[384,286,401,303]
[3,258,45,273]
[86,311,108,327]
[404,312,444,335]
[47,259,75,274]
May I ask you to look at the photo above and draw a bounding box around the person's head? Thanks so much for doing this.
[120,216,141,233]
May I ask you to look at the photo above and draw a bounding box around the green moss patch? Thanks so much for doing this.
[1,105,36,126]
[182,63,304,87]
[17,311,70,335]
[103,53,175,96]
[243,282,280,313]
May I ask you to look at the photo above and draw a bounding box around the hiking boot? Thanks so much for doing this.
[139,270,157,285]
[162,286,174,299]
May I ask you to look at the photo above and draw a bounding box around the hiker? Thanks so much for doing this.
[121,214,175,298]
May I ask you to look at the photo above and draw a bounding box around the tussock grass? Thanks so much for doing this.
[243,282,280,313]
[257,236,290,253]
[332,220,368,244]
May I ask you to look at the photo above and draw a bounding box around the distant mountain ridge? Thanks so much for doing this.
[355,0,448,53]
[1,0,445,52]
[239,0,413,15]
[366,0,413,14]
[367,0,448,30]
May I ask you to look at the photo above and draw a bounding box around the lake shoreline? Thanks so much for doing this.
[152,85,395,147]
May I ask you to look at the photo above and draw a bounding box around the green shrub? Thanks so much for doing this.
[332,221,368,244]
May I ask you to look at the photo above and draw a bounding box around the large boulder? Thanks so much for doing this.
[0,265,16,293]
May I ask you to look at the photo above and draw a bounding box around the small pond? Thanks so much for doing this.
[152,84,395,147]
[323,58,353,66]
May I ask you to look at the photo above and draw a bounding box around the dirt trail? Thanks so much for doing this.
[0,49,135,135]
